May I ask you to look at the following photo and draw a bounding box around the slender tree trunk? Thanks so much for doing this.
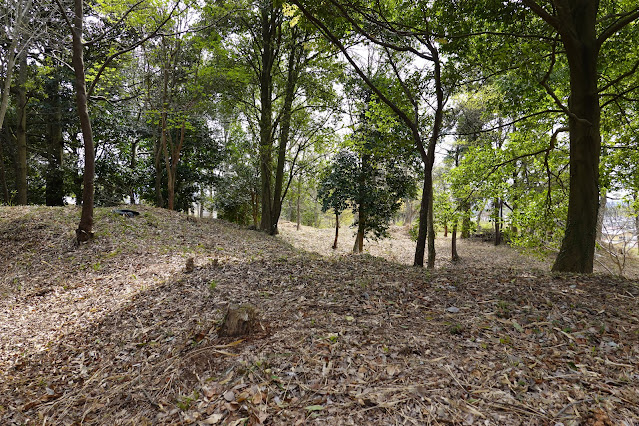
[71,0,95,242]
[551,2,601,273]
[332,212,339,249]
[15,52,28,205]
[596,189,606,242]
[494,198,502,246]
[130,139,137,204]
[451,221,459,261]
[0,134,8,203]
[296,177,301,230]
[414,45,443,267]
[427,188,436,269]
[444,224,448,237]
[45,72,64,206]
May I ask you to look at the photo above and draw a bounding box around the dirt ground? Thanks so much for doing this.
[1,206,637,425]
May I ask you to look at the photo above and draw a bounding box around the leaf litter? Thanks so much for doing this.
[0,206,637,425]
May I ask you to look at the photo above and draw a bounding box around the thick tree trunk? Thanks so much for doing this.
[71,0,95,242]
[45,73,64,206]
[259,4,277,233]
[414,165,431,266]
[16,52,28,205]
[551,2,601,273]
[461,203,471,238]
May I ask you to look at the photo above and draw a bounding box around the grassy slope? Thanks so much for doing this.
[0,206,637,425]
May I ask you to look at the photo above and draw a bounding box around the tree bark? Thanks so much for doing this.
[259,4,277,233]
[0,134,8,203]
[549,0,601,273]
[451,221,459,261]
[271,31,302,235]
[71,0,95,242]
[427,187,436,269]
[596,189,606,242]
[15,52,28,205]
[494,198,502,246]
[332,212,339,249]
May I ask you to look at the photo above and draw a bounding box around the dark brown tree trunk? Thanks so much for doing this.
[259,4,277,233]
[332,212,339,249]
[414,46,443,267]
[71,0,95,242]
[0,134,8,203]
[271,32,302,235]
[45,72,64,206]
[15,52,28,205]
[451,221,459,261]
[130,139,137,204]
[549,1,601,273]
[444,224,448,237]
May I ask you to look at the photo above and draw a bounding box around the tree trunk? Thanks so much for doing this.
[550,1,601,273]
[154,137,164,208]
[332,212,339,249]
[494,198,502,246]
[45,72,64,206]
[71,0,95,242]
[259,4,277,233]
[271,32,302,235]
[414,45,443,267]
[444,223,448,237]
[296,178,301,230]
[461,201,471,238]
[427,187,436,269]
[15,52,28,205]
[0,134,8,203]
[354,210,365,253]
[451,221,459,261]
[596,189,606,242]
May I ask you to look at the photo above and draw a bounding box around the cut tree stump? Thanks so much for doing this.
[218,304,260,337]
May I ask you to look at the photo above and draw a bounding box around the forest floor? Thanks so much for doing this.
[0,205,637,425]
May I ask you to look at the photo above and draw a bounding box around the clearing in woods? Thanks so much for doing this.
[0,205,637,424]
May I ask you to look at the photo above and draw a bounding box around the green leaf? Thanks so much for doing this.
[305,405,324,412]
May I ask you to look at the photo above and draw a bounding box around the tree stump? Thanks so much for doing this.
[218,304,260,337]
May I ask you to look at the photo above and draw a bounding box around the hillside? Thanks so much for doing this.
[0,206,638,425]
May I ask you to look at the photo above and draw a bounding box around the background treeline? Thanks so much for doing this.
[1,0,638,273]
